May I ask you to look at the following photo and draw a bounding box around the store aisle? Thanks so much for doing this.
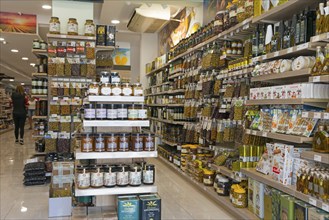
[0,130,234,220]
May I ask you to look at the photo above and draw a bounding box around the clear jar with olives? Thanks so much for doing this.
[84,19,95,36]
[49,17,60,34]
[90,165,104,188]
[67,18,78,35]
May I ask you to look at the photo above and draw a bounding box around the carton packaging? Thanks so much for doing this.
[52,162,74,188]
[139,194,161,220]
[117,196,139,220]
[308,207,329,220]
[260,87,273,99]
[272,85,286,99]
[96,25,106,46]
[248,178,255,213]
[264,185,272,220]
[280,195,295,220]
[294,201,312,220]
[271,189,283,220]
[250,88,259,100]
[254,180,265,219]
[106,25,116,46]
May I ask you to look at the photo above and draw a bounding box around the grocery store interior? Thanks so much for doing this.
[0,0,328,219]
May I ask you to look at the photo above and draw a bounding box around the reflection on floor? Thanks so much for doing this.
[0,129,234,220]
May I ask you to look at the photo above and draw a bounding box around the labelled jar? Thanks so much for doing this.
[216,175,230,196]
[119,133,129,152]
[81,133,94,152]
[105,133,119,152]
[138,104,147,120]
[100,83,112,96]
[128,104,138,120]
[84,19,95,36]
[111,83,122,96]
[33,39,40,49]
[203,170,215,186]
[131,133,144,152]
[96,104,107,120]
[67,18,78,35]
[117,104,128,120]
[133,83,143,96]
[144,133,155,151]
[107,104,118,120]
[103,165,117,188]
[94,133,105,152]
[49,17,60,34]
[84,104,96,120]
[143,164,155,185]
[90,165,104,188]
[129,165,142,186]
[116,165,129,187]
[76,165,90,189]
[88,82,99,95]
[121,83,133,96]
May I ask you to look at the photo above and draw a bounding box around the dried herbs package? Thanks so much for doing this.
[75,82,82,97]
[216,120,224,144]
[50,81,58,96]
[76,41,86,55]
[49,100,60,115]
[64,58,72,76]
[48,58,56,76]
[57,81,64,96]
[60,99,71,115]
[86,41,95,59]
[80,59,87,77]
[56,58,65,76]
[63,81,70,96]
[71,58,81,76]
[70,82,76,96]
[56,46,67,57]
[48,116,60,131]
[233,99,244,121]
[47,45,57,57]
[57,133,71,153]
[86,60,96,77]
[60,116,72,133]
[45,133,58,153]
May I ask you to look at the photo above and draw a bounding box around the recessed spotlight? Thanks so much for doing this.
[30,63,35,66]
[9,79,14,82]
[42,4,52,9]
[21,83,25,85]
[0,38,4,41]
[111,20,120,24]
[22,57,29,60]
[2,41,7,44]
[11,49,19,53]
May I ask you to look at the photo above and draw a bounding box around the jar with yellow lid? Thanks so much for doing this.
[67,18,78,35]
[84,19,95,36]
[203,169,215,186]
[232,186,247,208]
[49,17,60,34]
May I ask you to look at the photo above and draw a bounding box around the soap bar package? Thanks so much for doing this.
[264,185,272,220]
[118,196,139,220]
[295,201,312,220]
[272,85,286,99]
[139,194,161,220]
[271,189,283,220]
[254,179,265,219]
[280,195,295,220]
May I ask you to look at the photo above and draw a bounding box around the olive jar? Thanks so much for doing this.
[143,164,155,185]
[103,165,117,188]
[76,165,91,189]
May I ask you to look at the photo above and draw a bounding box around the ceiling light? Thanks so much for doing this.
[22,57,29,60]
[11,49,19,53]
[2,41,7,45]
[21,83,25,85]
[9,79,14,82]
[111,20,120,24]
[42,5,52,9]
[0,38,4,41]
[30,63,35,66]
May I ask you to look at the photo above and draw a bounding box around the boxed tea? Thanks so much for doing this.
[271,189,283,220]
[139,194,161,220]
[117,196,139,220]
[308,207,328,220]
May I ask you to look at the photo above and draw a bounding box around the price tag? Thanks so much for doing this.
[238,120,242,125]
[252,57,259,63]
[262,55,267,60]
[274,51,279,57]
[323,203,329,212]
[63,97,69,100]
[297,43,308,51]
[224,35,227,39]
[312,76,320,82]
[312,35,320,42]
[263,132,268,137]
[220,55,226,60]
[314,155,322,162]
[309,198,317,206]
[246,129,251,134]
[243,24,249,30]
[302,112,309,118]
[314,112,321,119]
[236,28,240,33]
[252,130,257,135]
[230,32,234,36]
[53,97,58,101]
[287,47,293,53]
[324,113,329,119]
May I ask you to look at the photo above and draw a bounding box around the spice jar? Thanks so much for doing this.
[119,133,129,151]
[203,169,215,186]
[143,164,155,185]
[105,133,119,152]
[33,39,40,49]
[81,133,94,152]
[103,165,117,188]
[216,175,230,196]
[133,83,143,96]
[131,133,143,152]
[76,165,91,189]
[88,82,99,95]
[40,40,47,50]
[84,19,95,36]
[100,83,112,96]
[67,18,78,35]
[111,83,122,96]
[94,133,105,152]
[90,165,104,188]
[49,17,60,34]
[117,104,128,120]
[117,165,129,187]
[121,83,133,96]
[129,165,142,186]
[138,104,147,120]
[128,104,138,120]
[107,104,117,120]
[84,104,96,120]
[144,133,155,151]
[96,104,107,120]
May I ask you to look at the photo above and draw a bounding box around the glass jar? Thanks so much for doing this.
[90,165,104,188]
[49,17,60,34]
[37,86,42,95]
[88,82,99,95]
[121,83,133,96]
[128,104,138,120]
[42,87,47,95]
[131,133,143,152]
[94,133,105,152]
[133,83,143,96]
[100,83,112,96]
[96,104,107,120]
[84,19,95,36]
[129,165,142,186]
[37,79,43,86]
[143,164,155,185]
[116,165,129,187]
[144,133,155,151]
[33,39,40,49]
[81,133,94,152]
[105,133,119,152]
[100,71,110,83]
[216,175,230,196]
[111,72,120,83]
[40,40,47,50]
[84,104,96,120]
[137,104,147,120]
[203,169,215,186]
[117,104,128,120]
[119,133,129,152]
[76,165,90,189]
[107,104,117,120]
[111,83,122,96]
[103,165,117,188]
[67,18,78,35]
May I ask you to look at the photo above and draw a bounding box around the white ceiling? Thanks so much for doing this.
[0,0,202,85]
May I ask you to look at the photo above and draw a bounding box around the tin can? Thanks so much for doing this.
[96,25,106,46]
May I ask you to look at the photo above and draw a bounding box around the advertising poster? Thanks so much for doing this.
[0,12,37,34]
[112,41,131,70]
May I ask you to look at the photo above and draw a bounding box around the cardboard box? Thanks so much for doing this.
[295,201,312,220]
[117,196,139,220]
[250,88,259,100]
[292,158,316,185]
[264,186,272,220]
[280,195,295,220]
[308,207,328,220]
[48,197,72,217]
[271,189,283,220]
[254,180,265,219]
[52,162,74,176]
[248,178,255,213]
[272,85,286,99]
[139,194,161,220]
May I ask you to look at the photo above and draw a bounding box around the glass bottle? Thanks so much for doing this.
[314,172,320,198]
[316,3,325,35]
[302,168,310,194]
[296,13,301,45]
[320,44,329,75]
[313,125,329,153]
[270,26,280,53]
[283,21,291,49]
[312,46,324,76]
[258,24,265,55]
[308,170,315,196]
[326,1,329,33]
[252,25,259,57]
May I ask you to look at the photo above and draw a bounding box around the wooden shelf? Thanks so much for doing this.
[300,151,329,165]
[159,157,258,220]
[32,116,47,119]
[251,68,311,83]
[309,75,329,83]
[146,64,169,77]
[147,82,170,89]
[210,164,246,182]
[245,129,313,144]
[302,111,329,120]
[161,139,177,147]
[168,71,185,79]
[47,33,96,41]
[95,45,115,51]
[169,68,183,75]
[75,149,157,160]
[83,120,149,127]
[241,168,329,212]
[31,95,48,100]
[32,73,48,77]
[32,49,47,57]
[311,32,329,43]
[88,96,145,103]
[75,185,157,197]
[146,89,185,96]
[150,117,186,126]
[246,99,328,108]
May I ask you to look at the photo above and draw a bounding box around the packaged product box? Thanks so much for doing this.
[295,201,312,220]
[256,143,274,175]
[272,85,286,99]
[52,162,74,188]
[145,63,152,73]
[271,189,283,220]
[250,88,259,100]
[271,143,286,182]
[139,194,161,220]
[106,25,116,46]
[248,178,255,214]
[292,158,316,185]
[264,185,272,220]
[308,207,329,220]
[117,196,139,220]
[260,87,273,99]
[253,179,265,219]
[280,195,295,220]
[96,25,106,46]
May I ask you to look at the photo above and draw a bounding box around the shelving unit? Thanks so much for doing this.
[210,164,246,182]
[302,111,329,120]
[149,117,187,126]
[246,99,328,108]
[75,185,157,197]
[32,49,48,57]
[32,116,48,119]
[251,68,311,83]
[83,120,150,127]
[31,73,48,77]
[47,33,96,40]
[75,149,158,160]
[300,151,329,165]
[88,96,144,103]
[309,75,329,83]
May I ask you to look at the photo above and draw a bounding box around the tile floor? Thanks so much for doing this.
[0,128,234,220]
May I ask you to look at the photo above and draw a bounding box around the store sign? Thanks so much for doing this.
[0,12,37,34]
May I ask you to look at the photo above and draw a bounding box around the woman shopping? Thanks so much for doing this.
[27,95,36,130]
[11,85,28,145]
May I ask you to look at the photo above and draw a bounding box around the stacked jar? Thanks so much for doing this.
[88,82,143,96]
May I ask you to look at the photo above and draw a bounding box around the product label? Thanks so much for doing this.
[89,88,99,95]
[96,109,106,118]
[138,109,147,119]
[119,141,128,151]
[134,138,143,150]
[128,109,138,119]
[122,88,132,96]
[101,87,111,95]
[83,139,93,151]
[117,172,128,185]
[112,87,121,96]
[129,171,142,185]
[203,179,213,185]
[134,89,143,96]
[117,108,128,118]
[143,170,154,184]
[84,109,96,119]
[77,173,90,188]
[91,172,103,187]
[49,22,60,32]
[237,7,245,14]
[95,138,104,151]
[104,172,116,186]
[107,137,117,151]
[107,109,118,119]
[84,25,95,35]
[111,77,120,83]
[67,23,78,33]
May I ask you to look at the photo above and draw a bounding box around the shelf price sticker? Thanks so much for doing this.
[246,129,251,134]
[324,113,329,119]
[262,55,267,60]
[297,43,308,51]
[302,112,309,118]
[314,112,321,119]
[323,203,329,212]
[312,76,320,82]
[274,51,279,57]
[312,35,320,42]
[314,155,322,162]
[309,198,317,206]
[252,130,257,135]
[262,132,268,137]
[287,47,293,53]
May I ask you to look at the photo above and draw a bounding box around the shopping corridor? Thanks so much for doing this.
[0,129,234,220]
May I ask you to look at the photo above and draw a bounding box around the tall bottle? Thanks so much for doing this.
[283,21,291,49]
[312,46,324,76]
[296,13,301,45]
[325,1,329,33]
[270,26,281,53]
[252,25,259,57]
[300,9,306,44]
[306,7,316,42]
[258,24,265,55]
[290,14,297,47]
[320,44,329,75]
[316,3,325,35]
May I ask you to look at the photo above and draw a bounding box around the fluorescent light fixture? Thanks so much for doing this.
[9,79,14,82]
[111,20,120,24]
[11,49,19,53]
[22,57,29,60]
[42,4,52,9]
[21,83,25,85]
[0,38,4,41]
[30,63,35,66]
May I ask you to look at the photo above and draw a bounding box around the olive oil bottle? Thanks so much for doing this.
[312,46,324,76]
[316,3,325,35]
[320,44,329,75]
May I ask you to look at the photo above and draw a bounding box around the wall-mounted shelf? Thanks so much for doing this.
[146,64,169,77]
[309,75,329,83]
[301,111,329,120]
[47,33,96,41]
[32,116,47,119]
[210,164,246,182]
[251,68,311,83]
[311,32,329,43]
[32,73,48,78]
[31,95,48,100]
[75,149,158,160]
[95,45,116,51]
[75,185,157,197]
[162,139,177,147]
[168,71,185,80]
[300,151,329,165]
[246,99,328,108]
[83,120,150,127]
[169,68,183,75]
[88,96,145,103]
[150,117,186,126]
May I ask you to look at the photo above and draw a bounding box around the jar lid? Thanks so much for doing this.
[33,39,39,42]
[96,104,105,108]
[51,16,59,19]
[69,18,77,21]
[218,175,229,182]
[203,169,214,175]
[86,19,93,22]
[84,103,95,108]
[145,164,155,169]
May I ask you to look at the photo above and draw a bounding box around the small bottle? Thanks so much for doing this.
[320,44,329,75]
[312,46,324,76]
